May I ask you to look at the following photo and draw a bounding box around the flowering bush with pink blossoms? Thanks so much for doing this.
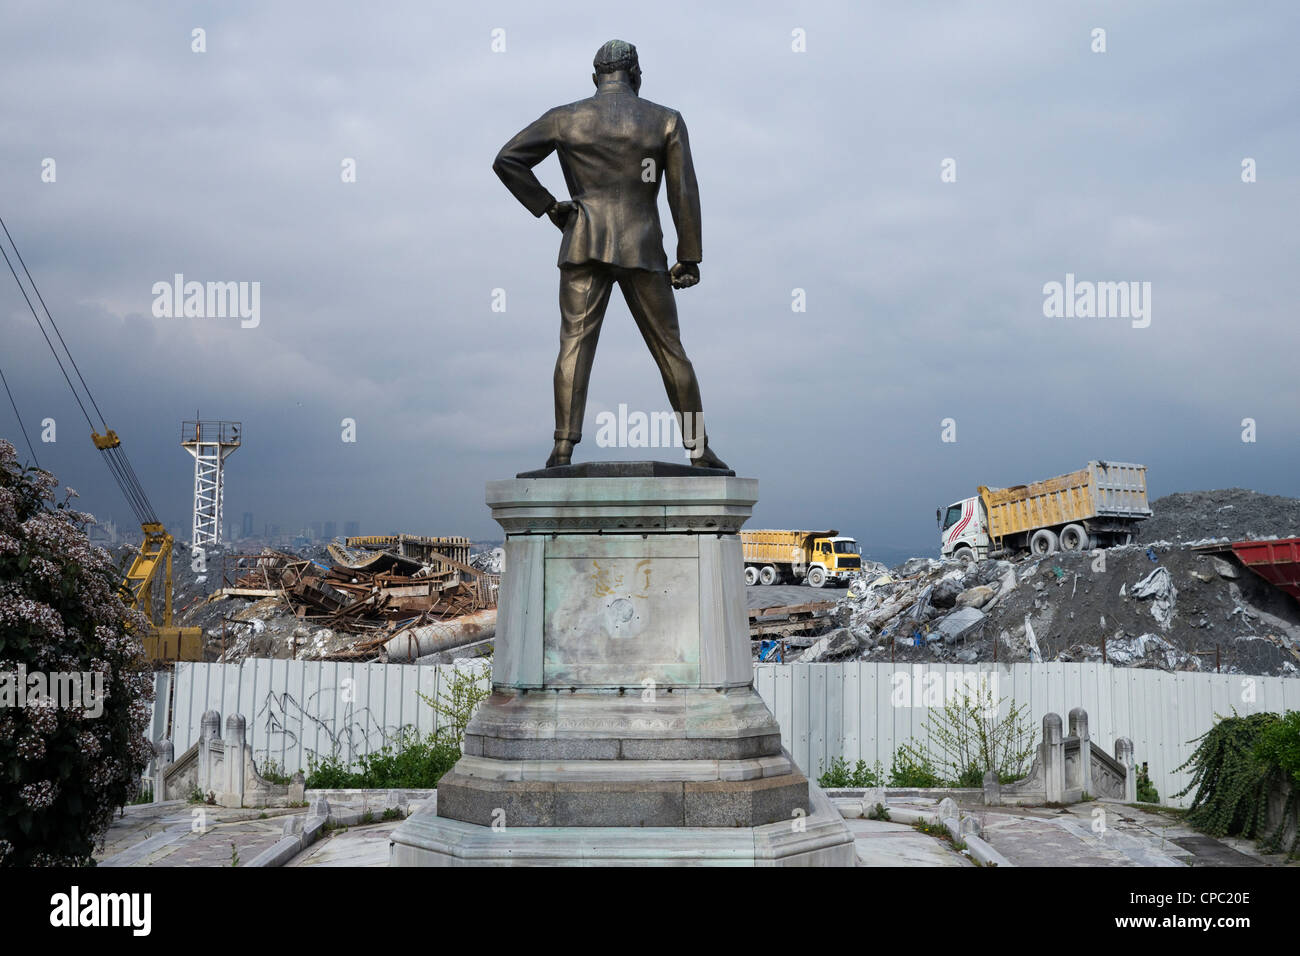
[0,439,153,866]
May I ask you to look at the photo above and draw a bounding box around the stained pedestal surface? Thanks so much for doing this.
[389,463,855,865]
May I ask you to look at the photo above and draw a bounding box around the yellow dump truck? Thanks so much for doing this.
[741,530,862,588]
[939,461,1151,563]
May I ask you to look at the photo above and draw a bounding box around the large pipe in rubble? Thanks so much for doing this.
[382,608,497,663]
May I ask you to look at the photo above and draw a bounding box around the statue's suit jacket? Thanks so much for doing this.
[493,83,702,272]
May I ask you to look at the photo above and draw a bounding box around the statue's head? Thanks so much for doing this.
[592,39,640,93]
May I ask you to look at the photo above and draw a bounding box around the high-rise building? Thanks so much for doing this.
[344,520,360,537]
[323,521,337,541]
[311,521,324,541]
[241,512,254,539]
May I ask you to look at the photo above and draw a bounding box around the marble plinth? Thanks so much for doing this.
[389,464,855,865]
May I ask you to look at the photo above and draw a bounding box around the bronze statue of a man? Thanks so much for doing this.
[493,39,727,470]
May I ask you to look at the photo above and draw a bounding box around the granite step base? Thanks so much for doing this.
[389,785,857,866]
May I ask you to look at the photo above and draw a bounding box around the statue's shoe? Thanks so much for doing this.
[545,440,573,468]
[691,445,729,470]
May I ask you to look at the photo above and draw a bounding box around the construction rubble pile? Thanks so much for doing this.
[178,536,499,663]
[152,489,1299,676]
[469,547,506,574]
[1137,488,1300,545]
[787,490,1300,677]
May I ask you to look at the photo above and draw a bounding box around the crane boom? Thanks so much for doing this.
[1,215,201,662]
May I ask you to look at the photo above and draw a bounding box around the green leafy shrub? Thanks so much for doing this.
[900,679,1035,787]
[818,756,882,789]
[0,443,154,866]
[888,746,943,788]
[305,665,490,791]
[256,757,295,786]
[304,727,460,790]
[1136,765,1160,804]
[1175,711,1298,857]
[418,664,491,750]
[1254,711,1300,788]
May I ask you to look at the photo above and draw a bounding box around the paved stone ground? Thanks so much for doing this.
[833,794,1300,867]
[101,796,978,867]
[842,816,974,866]
[96,800,307,867]
[287,822,400,866]
[97,799,414,868]
[1111,803,1297,867]
[97,794,1296,867]
[925,798,1296,868]
[979,803,1185,867]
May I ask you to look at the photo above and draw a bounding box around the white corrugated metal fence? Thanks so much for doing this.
[154,660,1298,806]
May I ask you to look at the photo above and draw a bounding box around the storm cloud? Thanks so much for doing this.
[1,0,1296,558]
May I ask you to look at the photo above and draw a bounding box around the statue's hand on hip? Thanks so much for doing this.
[547,200,577,231]
[670,261,700,289]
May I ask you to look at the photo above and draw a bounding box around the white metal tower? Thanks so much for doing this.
[182,420,241,548]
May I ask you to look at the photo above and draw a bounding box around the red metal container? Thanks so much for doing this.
[1230,537,1300,600]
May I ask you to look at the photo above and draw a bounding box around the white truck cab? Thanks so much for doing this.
[938,497,987,565]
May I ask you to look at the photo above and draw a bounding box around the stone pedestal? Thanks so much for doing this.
[389,462,855,865]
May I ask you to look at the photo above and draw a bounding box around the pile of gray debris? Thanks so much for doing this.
[794,542,1300,677]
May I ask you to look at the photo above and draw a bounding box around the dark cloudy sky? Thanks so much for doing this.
[2,1,1297,558]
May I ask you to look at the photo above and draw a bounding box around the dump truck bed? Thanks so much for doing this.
[742,529,836,565]
[981,461,1150,541]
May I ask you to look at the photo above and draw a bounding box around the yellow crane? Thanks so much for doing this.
[92,430,202,661]
[2,216,201,663]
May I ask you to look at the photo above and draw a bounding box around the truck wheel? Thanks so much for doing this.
[759,565,779,586]
[807,567,827,588]
[954,547,976,567]
[1029,529,1058,556]
[1059,524,1088,552]
[744,566,759,586]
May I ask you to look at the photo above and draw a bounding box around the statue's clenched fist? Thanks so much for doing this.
[669,261,699,289]
[547,200,577,231]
